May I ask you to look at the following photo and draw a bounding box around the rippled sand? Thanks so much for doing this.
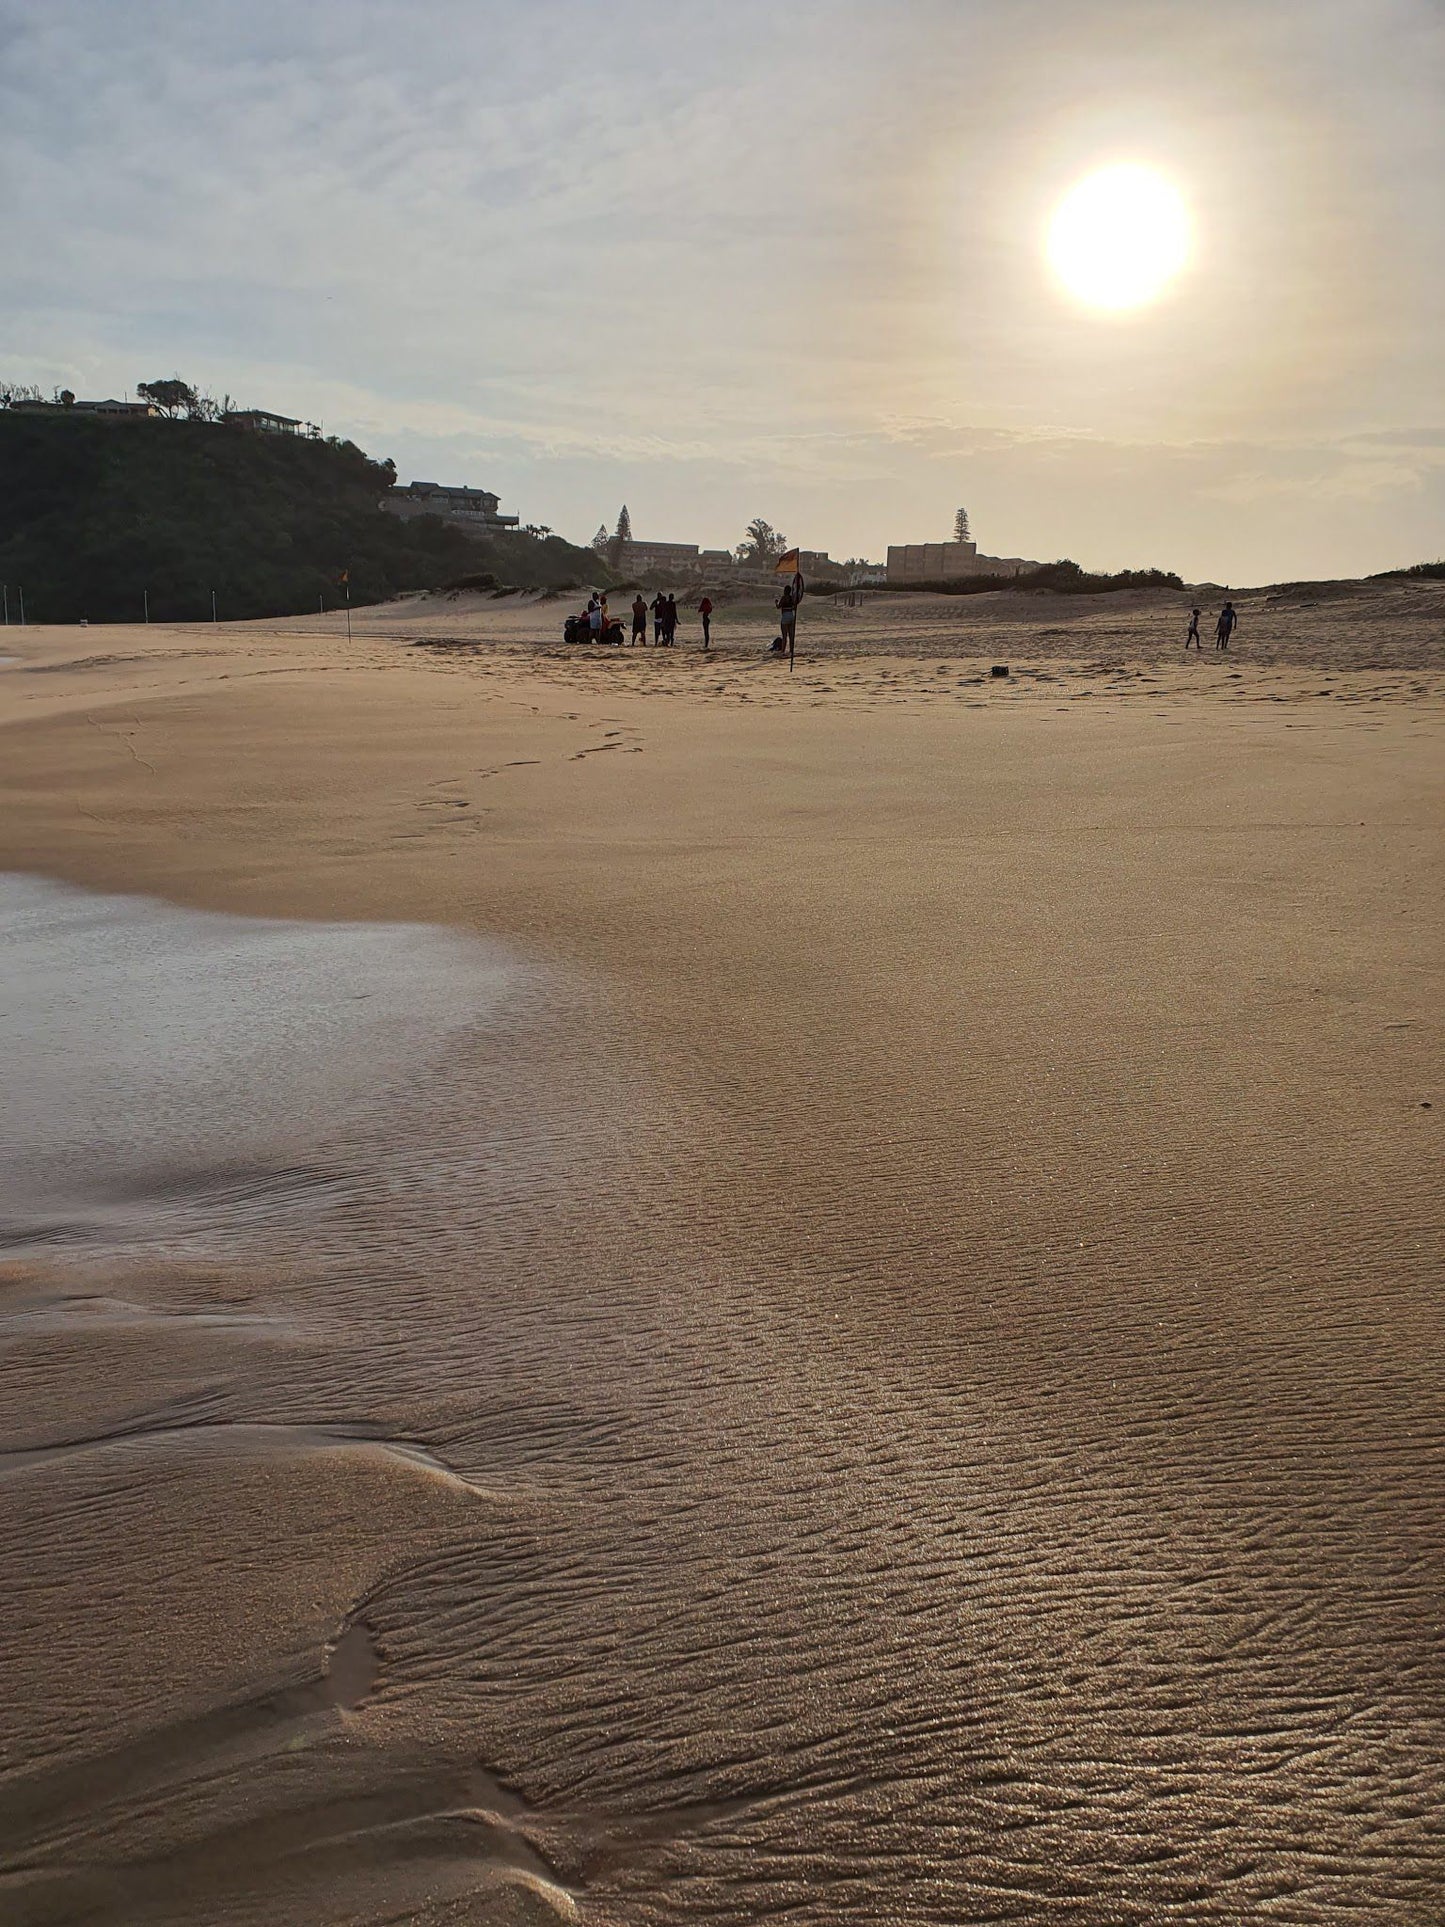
[0,590,1441,1923]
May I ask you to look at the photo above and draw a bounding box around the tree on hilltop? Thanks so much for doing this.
[953,506,971,544]
[590,523,609,551]
[137,377,200,418]
[736,517,787,566]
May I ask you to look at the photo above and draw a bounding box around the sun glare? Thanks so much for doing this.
[1046,164,1192,312]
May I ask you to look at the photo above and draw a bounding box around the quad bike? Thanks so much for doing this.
[564,612,624,644]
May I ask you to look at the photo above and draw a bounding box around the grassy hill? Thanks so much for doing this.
[0,413,607,623]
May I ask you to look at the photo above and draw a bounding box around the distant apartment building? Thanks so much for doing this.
[381,481,521,534]
[886,537,1042,584]
[621,539,703,577]
[612,541,853,582]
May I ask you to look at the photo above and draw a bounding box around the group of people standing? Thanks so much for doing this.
[586,591,717,647]
[579,573,805,654]
[1186,600,1239,650]
[581,591,700,646]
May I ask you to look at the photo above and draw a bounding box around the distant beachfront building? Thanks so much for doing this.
[611,540,853,583]
[9,396,157,419]
[796,549,846,581]
[381,481,521,534]
[622,539,703,577]
[71,398,158,419]
[886,535,1043,584]
[5,395,328,432]
[227,408,318,437]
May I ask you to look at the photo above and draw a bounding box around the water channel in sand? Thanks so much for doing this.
[2,875,1441,1924]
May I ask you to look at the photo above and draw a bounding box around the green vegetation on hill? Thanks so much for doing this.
[0,413,607,622]
[1370,560,1445,581]
[877,560,1184,596]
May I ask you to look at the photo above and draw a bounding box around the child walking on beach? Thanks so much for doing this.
[1186,608,1201,649]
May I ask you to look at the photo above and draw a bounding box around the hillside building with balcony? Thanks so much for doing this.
[227,408,318,436]
[381,481,521,535]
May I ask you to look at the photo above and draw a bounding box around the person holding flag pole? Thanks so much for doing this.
[774,549,804,670]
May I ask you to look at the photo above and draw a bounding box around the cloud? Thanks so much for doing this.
[1,0,1440,577]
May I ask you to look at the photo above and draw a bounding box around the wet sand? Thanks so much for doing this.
[1,585,1442,1924]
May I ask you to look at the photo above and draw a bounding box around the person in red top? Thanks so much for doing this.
[698,595,713,649]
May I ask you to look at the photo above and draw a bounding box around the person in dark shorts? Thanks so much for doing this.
[650,592,666,645]
[1186,607,1201,649]
[1215,601,1238,650]
[663,593,679,645]
[698,595,713,649]
[631,593,648,645]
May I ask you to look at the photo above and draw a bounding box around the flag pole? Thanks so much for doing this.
[775,551,803,672]
[345,576,351,642]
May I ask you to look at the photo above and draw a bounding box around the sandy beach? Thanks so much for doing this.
[2,582,1442,1925]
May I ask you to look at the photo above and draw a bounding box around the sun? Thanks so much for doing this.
[1046,164,1192,312]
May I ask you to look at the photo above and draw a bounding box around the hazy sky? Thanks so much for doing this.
[3,0,1441,581]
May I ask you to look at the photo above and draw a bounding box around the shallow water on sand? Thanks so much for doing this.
[0,875,522,1230]
[1,874,526,1212]
[1,877,1441,1925]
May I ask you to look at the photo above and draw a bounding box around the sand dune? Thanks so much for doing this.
[0,585,1441,1923]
